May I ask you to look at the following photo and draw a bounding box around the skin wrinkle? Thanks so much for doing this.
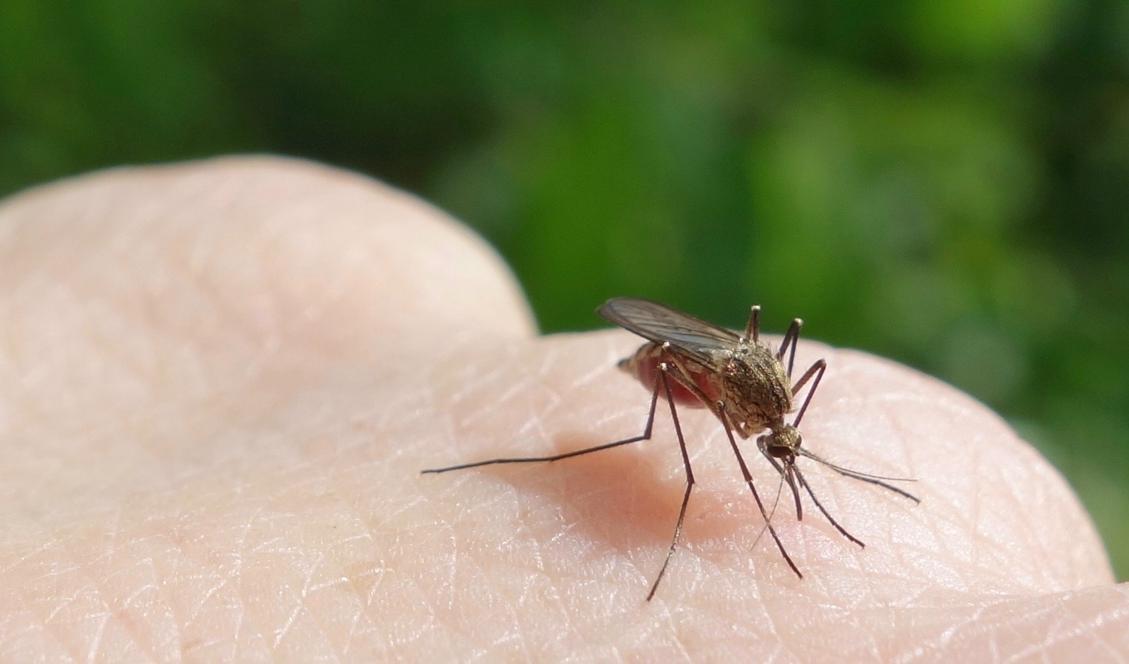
[448,358,532,431]
[1029,609,1082,660]
[105,567,164,646]
[1091,606,1129,660]
[947,601,994,652]
[242,497,351,657]
[59,543,133,662]
[996,456,1043,587]
[242,521,328,657]
[416,498,488,655]
[659,606,694,663]
[40,539,128,661]
[16,558,82,662]
[902,589,1129,661]
[83,612,109,663]
[353,564,391,652]
[0,614,55,661]
[908,415,990,590]
[992,602,1078,659]
[968,428,988,585]
[1048,604,1116,659]
[194,500,297,659]
[1011,455,1067,587]
[173,518,249,658]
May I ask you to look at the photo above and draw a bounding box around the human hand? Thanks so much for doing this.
[1,157,1124,661]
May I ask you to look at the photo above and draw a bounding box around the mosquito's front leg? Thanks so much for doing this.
[777,318,804,378]
[742,305,762,344]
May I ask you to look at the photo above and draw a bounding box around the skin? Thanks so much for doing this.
[0,156,1125,662]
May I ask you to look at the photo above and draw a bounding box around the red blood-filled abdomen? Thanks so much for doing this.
[619,342,719,408]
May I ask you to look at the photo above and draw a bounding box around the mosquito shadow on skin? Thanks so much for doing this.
[475,431,765,565]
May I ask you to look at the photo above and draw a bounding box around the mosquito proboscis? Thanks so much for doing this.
[422,297,919,600]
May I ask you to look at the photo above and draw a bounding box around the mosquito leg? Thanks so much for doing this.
[791,359,827,427]
[777,318,804,378]
[420,377,662,474]
[743,305,762,344]
[646,363,696,601]
[794,466,865,548]
[718,406,803,579]
[790,358,823,396]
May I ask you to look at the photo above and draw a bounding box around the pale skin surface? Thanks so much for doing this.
[0,156,1126,662]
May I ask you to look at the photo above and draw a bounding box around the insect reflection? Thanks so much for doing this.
[423,298,919,600]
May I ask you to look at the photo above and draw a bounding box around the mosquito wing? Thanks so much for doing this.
[597,297,739,365]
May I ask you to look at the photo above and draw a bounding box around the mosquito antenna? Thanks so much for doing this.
[797,449,917,482]
[798,449,921,503]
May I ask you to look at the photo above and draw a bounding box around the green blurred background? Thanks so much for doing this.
[2,2,1126,577]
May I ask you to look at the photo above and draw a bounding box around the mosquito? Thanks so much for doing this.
[422,297,919,600]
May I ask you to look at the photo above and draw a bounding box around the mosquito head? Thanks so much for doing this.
[758,424,802,461]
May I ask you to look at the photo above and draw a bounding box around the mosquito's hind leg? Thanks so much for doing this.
[420,376,662,474]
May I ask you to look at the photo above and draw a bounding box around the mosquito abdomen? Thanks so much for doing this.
[619,342,720,408]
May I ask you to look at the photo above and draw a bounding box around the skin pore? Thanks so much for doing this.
[0,157,1124,661]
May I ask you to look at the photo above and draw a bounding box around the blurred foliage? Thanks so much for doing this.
[1,1,1127,577]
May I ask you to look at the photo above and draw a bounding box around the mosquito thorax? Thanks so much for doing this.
[719,343,794,437]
